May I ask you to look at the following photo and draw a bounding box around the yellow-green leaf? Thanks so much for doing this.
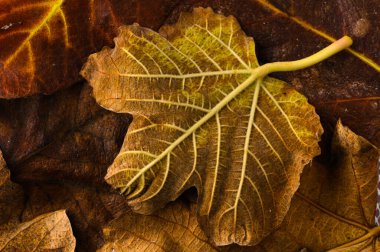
[81,7,328,245]
[0,210,76,251]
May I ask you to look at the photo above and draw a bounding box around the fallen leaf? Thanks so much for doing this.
[0,150,24,225]
[0,82,130,184]
[254,120,380,251]
[0,210,76,252]
[0,0,180,98]
[22,182,130,252]
[1,1,378,251]
[0,82,131,250]
[82,7,324,245]
[99,200,218,252]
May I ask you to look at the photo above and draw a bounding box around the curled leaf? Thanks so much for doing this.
[82,7,323,245]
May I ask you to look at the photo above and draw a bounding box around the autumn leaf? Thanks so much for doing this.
[99,200,218,252]
[0,210,76,252]
[0,0,179,98]
[1,1,378,251]
[79,7,356,245]
[253,121,380,251]
[0,82,130,184]
[22,182,130,252]
[0,152,76,251]
[0,82,131,251]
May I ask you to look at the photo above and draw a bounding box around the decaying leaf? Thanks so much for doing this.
[22,182,130,252]
[0,0,179,98]
[82,7,325,245]
[254,121,380,251]
[99,200,217,252]
[0,210,76,252]
[0,147,76,251]
[0,82,131,251]
[0,150,24,225]
[0,82,130,185]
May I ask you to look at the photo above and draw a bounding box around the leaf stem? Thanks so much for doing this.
[255,36,353,77]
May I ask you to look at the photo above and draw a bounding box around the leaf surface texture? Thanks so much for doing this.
[82,7,323,245]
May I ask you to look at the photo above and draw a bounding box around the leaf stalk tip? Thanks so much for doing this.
[256,36,353,77]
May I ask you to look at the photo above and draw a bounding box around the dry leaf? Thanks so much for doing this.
[0,210,75,252]
[0,147,75,251]
[0,150,24,226]
[82,7,323,245]
[0,82,131,251]
[1,0,376,144]
[99,200,217,252]
[254,120,380,251]
[1,1,379,251]
[22,182,130,252]
[0,0,179,98]
[0,82,130,185]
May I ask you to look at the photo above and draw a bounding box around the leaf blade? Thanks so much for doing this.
[82,7,323,245]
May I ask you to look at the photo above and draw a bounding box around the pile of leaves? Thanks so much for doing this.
[0,1,379,251]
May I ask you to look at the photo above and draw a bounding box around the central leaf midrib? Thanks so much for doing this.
[233,78,262,228]
[119,69,252,79]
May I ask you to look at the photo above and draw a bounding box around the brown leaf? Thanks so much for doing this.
[0,150,24,225]
[254,121,380,251]
[22,182,130,252]
[1,1,379,250]
[82,7,323,245]
[0,210,76,252]
[0,82,131,250]
[0,82,130,184]
[0,0,180,98]
[99,200,218,252]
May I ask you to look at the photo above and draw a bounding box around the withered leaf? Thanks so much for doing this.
[0,82,130,184]
[0,82,130,251]
[254,121,380,251]
[99,200,217,252]
[0,210,76,252]
[0,0,179,98]
[82,7,324,245]
[0,150,24,226]
[22,182,130,252]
